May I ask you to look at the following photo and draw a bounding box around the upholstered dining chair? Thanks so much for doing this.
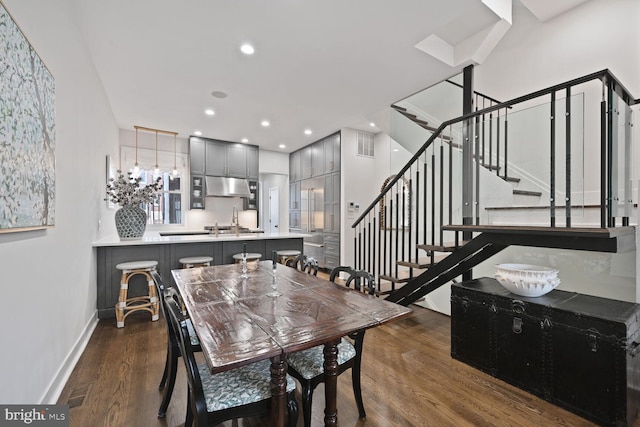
[151,270,202,418]
[286,266,375,427]
[164,295,299,427]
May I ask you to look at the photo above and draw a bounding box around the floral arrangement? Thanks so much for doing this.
[105,170,163,207]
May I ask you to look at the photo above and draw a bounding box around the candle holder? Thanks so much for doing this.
[240,251,249,279]
[266,259,281,297]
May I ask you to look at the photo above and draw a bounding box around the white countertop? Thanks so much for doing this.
[92,231,309,247]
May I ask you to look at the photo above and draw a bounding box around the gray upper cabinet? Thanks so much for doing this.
[324,132,340,174]
[246,146,259,179]
[300,145,312,180]
[226,143,247,178]
[205,140,227,176]
[189,137,206,175]
[289,150,301,182]
[324,172,340,233]
[195,137,258,179]
[311,140,324,177]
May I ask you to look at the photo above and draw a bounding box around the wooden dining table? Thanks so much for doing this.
[172,261,412,426]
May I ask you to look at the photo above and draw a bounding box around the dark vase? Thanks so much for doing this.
[114,205,147,239]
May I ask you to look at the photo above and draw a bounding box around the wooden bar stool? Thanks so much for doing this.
[115,260,159,328]
[232,253,263,263]
[276,249,301,265]
[179,256,213,268]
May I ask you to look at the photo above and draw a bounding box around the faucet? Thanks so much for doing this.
[231,206,238,226]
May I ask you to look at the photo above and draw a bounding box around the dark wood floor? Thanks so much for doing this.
[59,302,630,427]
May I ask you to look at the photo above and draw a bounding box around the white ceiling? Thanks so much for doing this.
[69,0,587,153]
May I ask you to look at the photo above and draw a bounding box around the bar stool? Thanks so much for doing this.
[276,249,301,265]
[232,253,263,263]
[179,256,213,268]
[115,260,159,328]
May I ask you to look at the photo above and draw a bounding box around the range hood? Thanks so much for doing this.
[205,176,252,197]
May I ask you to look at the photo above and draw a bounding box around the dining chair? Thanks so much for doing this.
[285,254,319,276]
[151,270,202,418]
[286,266,375,427]
[164,295,299,427]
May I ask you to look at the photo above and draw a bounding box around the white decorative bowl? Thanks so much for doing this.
[494,263,560,297]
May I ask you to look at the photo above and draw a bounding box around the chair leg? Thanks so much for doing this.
[301,382,313,427]
[351,363,366,419]
[185,391,193,427]
[287,390,299,427]
[158,341,171,389]
[158,345,178,417]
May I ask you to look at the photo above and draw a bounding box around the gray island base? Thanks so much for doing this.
[94,232,304,319]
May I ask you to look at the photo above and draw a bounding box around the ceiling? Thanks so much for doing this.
[69,0,586,153]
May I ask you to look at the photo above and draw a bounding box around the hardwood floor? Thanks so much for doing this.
[58,302,632,426]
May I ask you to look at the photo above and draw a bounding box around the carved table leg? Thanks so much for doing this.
[323,338,340,427]
[270,354,287,427]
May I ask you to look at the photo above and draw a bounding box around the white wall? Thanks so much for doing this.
[470,0,639,303]
[0,0,119,403]
[341,128,391,267]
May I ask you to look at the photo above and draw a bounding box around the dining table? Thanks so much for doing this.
[172,260,412,427]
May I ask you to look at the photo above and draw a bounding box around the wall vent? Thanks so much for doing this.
[357,131,375,158]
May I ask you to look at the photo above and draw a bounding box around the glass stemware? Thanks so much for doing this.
[266,259,281,297]
[240,252,249,279]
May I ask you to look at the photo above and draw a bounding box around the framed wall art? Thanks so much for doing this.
[0,1,56,233]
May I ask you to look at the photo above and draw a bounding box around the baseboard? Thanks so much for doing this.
[40,311,99,404]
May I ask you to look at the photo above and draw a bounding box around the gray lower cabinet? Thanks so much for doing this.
[96,237,303,319]
[324,233,340,270]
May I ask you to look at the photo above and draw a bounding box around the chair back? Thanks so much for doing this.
[329,266,375,295]
[164,295,209,425]
[286,254,319,276]
[151,270,175,344]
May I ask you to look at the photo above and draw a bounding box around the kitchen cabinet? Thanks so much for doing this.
[205,139,228,176]
[190,175,205,209]
[189,137,206,175]
[192,136,258,179]
[244,180,258,210]
[311,140,324,177]
[324,172,340,233]
[300,145,312,180]
[247,146,259,179]
[289,150,301,182]
[289,181,301,230]
[323,132,340,173]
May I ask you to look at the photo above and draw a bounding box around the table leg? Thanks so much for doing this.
[323,338,340,426]
[270,354,287,427]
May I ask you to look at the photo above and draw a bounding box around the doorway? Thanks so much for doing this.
[269,187,279,233]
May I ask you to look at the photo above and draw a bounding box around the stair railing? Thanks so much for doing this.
[352,69,637,282]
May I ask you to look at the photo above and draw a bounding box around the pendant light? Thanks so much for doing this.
[172,133,178,177]
[154,130,160,174]
[133,127,140,177]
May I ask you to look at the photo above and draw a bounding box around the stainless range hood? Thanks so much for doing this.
[205,176,252,197]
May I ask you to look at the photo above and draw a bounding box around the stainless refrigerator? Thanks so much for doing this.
[300,177,325,265]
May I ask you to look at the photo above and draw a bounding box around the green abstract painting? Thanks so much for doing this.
[0,2,55,232]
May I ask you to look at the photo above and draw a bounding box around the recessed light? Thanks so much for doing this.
[304,129,312,135]
[369,122,376,127]
[194,131,202,136]
[392,148,399,152]
[279,144,286,149]
[240,44,255,55]
[261,120,270,127]
[211,91,228,99]
[205,109,215,116]
[241,138,249,143]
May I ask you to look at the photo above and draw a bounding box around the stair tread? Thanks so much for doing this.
[379,274,411,284]
[417,241,468,252]
[513,189,542,196]
[480,163,500,171]
[502,176,521,183]
[391,104,407,112]
[397,254,448,269]
[442,224,636,239]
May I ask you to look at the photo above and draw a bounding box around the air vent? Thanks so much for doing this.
[357,131,375,158]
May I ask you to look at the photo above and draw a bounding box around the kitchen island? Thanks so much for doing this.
[93,231,305,319]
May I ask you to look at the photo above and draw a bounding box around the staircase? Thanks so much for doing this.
[352,69,638,306]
